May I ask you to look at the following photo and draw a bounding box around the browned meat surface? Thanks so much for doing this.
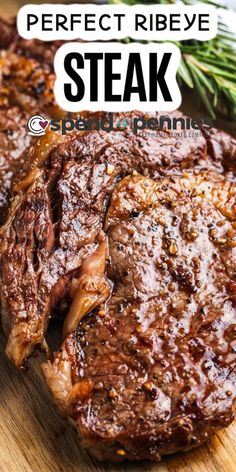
[1,110,235,367]
[0,107,32,222]
[0,18,18,49]
[0,52,58,114]
[0,113,207,366]
[0,17,65,64]
[206,128,236,173]
[43,171,236,461]
[0,19,62,225]
[0,15,236,464]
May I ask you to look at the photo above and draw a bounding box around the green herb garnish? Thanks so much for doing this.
[109,0,236,119]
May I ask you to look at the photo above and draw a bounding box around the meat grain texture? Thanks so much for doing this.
[0,17,61,223]
[0,104,236,461]
[0,15,236,465]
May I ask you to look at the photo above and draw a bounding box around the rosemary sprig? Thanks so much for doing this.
[109,0,236,119]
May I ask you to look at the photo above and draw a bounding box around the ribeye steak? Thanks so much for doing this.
[0,111,209,366]
[42,171,236,461]
[0,17,61,224]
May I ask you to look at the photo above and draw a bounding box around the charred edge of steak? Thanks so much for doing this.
[1,113,236,366]
[0,17,18,49]
[42,172,236,462]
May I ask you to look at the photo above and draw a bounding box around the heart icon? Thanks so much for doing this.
[39,120,49,130]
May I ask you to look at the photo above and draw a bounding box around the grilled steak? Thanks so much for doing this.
[1,109,236,460]
[0,107,31,223]
[0,14,236,464]
[0,111,235,367]
[0,112,207,366]
[0,18,61,225]
[42,171,236,461]
[0,18,18,50]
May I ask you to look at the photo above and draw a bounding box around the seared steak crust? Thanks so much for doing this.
[43,172,236,461]
[1,111,235,366]
[0,18,61,225]
[0,113,208,366]
[1,15,236,463]
[0,107,31,222]
[0,18,18,50]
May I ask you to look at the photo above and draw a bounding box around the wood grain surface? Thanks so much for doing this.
[0,1,236,472]
[0,323,236,472]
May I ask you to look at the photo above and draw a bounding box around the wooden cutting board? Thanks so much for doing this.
[1,2,236,471]
[0,323,236,472]
[0,119,235,472]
